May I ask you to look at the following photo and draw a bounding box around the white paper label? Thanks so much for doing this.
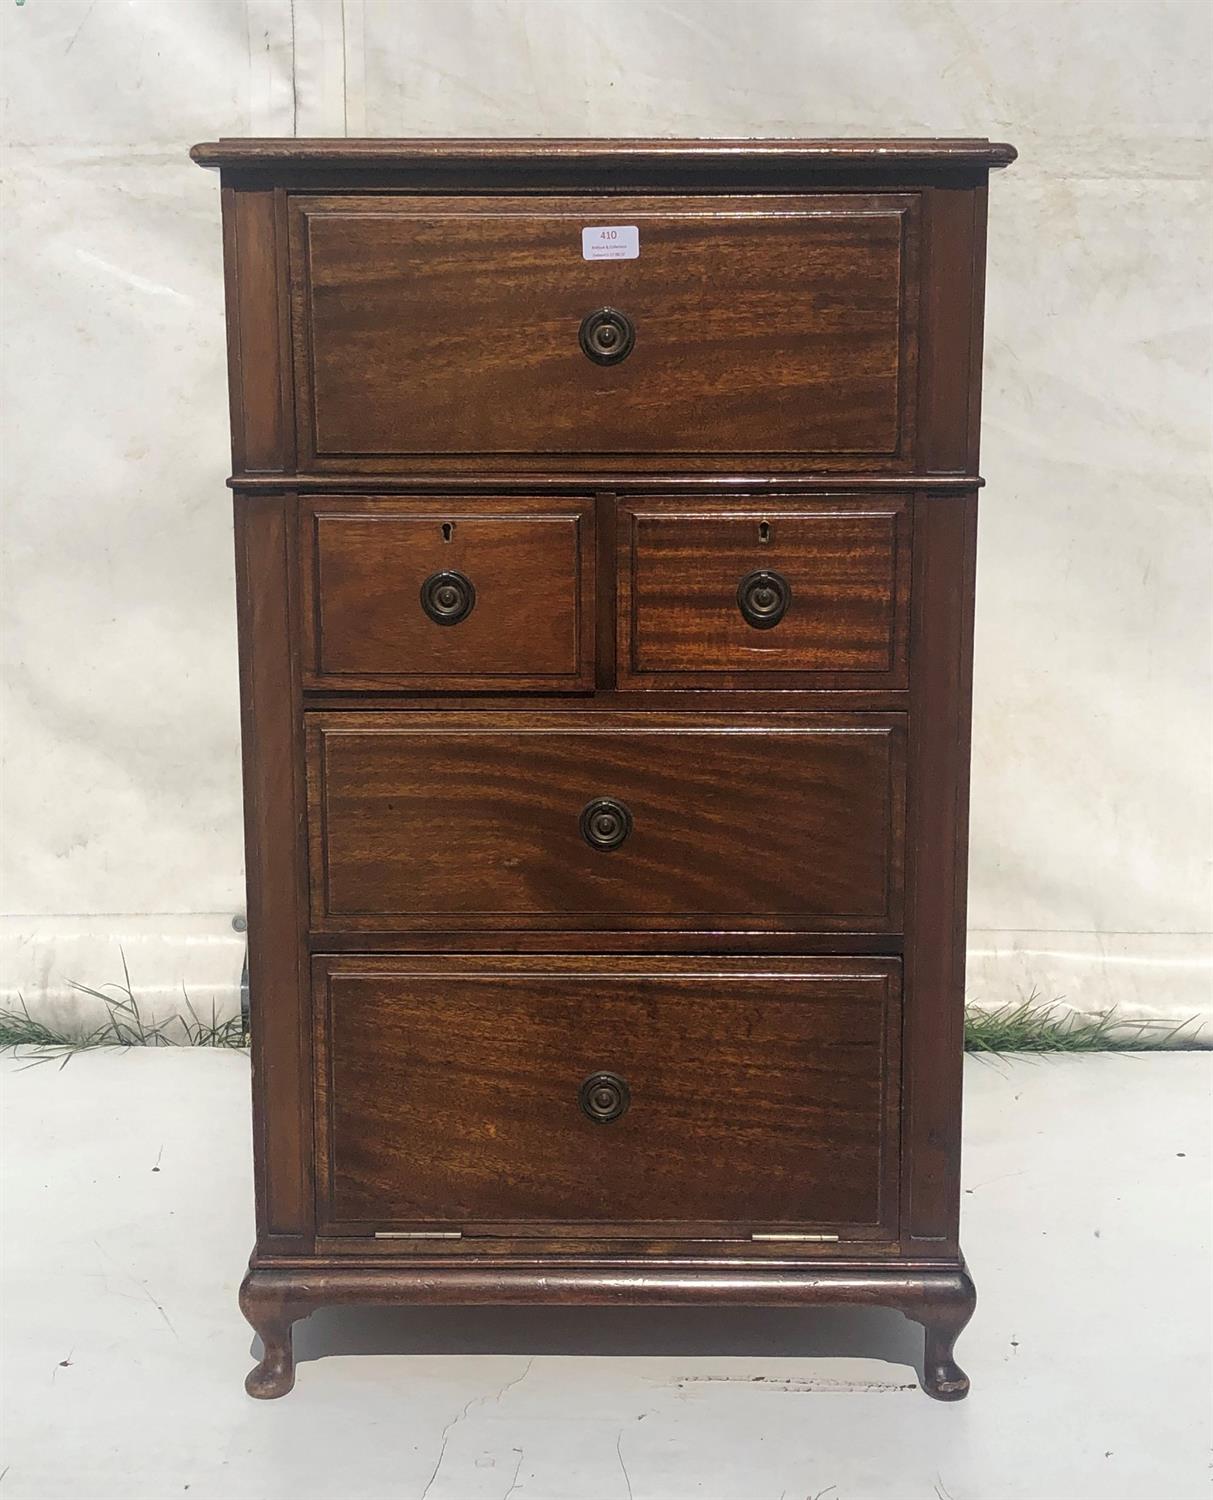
[581,225,639,261]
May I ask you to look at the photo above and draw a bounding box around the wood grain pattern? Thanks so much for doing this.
[304,930,904,956]
[222,189,292,473]
[312,955,900,1237]
[233,493,311,1250]
[619,495,909,688]
[239,1261,976,1400]
[197,137,1013,1400]
[917,186,987,474]
[301,690,912,714]
[902,490,979,1253]
[306,712,905,931]
[233,473,982,493]
[288,195,918,468]
[195,137,1017,172]
[298,495,595,690]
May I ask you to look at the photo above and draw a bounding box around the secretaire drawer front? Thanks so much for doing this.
[620,496,910,688]
[306,712,904,932]
[299,496,595,690]
[313,955,901,1239]
[290,194,918,466]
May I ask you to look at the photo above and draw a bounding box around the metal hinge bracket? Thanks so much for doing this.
[374,1230,463,1240]
[750,1232,841,1243]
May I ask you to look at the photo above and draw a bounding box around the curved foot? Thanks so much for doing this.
[246,1337,295,1399]
[916,1269,977,1402]
[240,1271,302,1399]
[923,1327,971,1401]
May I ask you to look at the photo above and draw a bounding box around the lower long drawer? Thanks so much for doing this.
[313,954,901,1244]
[306,711,905,933]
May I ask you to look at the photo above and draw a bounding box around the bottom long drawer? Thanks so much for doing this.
[313,954,900,1245]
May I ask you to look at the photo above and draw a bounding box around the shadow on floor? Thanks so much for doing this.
[286,1303,925,1383]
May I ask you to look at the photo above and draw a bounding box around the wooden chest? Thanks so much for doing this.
[191,136,1015,1399]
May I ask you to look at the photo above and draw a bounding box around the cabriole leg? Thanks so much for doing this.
[239,1270,305,1399]
[916,1269,977,1401]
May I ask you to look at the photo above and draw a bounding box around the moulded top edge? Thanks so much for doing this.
[189,136,1018,173]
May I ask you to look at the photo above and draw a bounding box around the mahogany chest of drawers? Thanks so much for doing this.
[191,136,1015,1400]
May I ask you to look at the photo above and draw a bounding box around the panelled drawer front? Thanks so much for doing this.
[299,496,595,691]
[290,193,918,468]
[306,712,905,932]
[619,495,910,689]
[313,954,901,1241]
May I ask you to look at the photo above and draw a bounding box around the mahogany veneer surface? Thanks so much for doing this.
[290,194,916,465]
[196,135,1014,1401]
[306,712,904,930]
[300,495,595,690]
[621,495,909,687]
[314,955,900,1236]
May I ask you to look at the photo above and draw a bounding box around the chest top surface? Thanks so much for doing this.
[192,135,1016,169]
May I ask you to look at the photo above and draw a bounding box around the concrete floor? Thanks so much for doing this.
[2,1051,1209,1500]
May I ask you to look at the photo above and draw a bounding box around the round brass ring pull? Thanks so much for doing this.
[737,569,791,630]
[420,569,475,626]
[579,307,635,365]
[579,1072,630,1123]
[579,797,633,851]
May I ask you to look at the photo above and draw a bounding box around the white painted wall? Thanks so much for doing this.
[2,0,1210,1034]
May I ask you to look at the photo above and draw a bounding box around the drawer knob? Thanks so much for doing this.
[579,307,635,365]
[579,797,633,851]
[420,569,475,626]
[579,1071,630,1123]
[737,569,791,629]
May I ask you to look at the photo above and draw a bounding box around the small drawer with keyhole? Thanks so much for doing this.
[617,495,911,690]
[298,495,596,692]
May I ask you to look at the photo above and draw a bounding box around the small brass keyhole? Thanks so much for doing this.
[441,522,454,542]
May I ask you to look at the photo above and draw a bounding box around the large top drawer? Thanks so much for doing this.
[289,194,919,468]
